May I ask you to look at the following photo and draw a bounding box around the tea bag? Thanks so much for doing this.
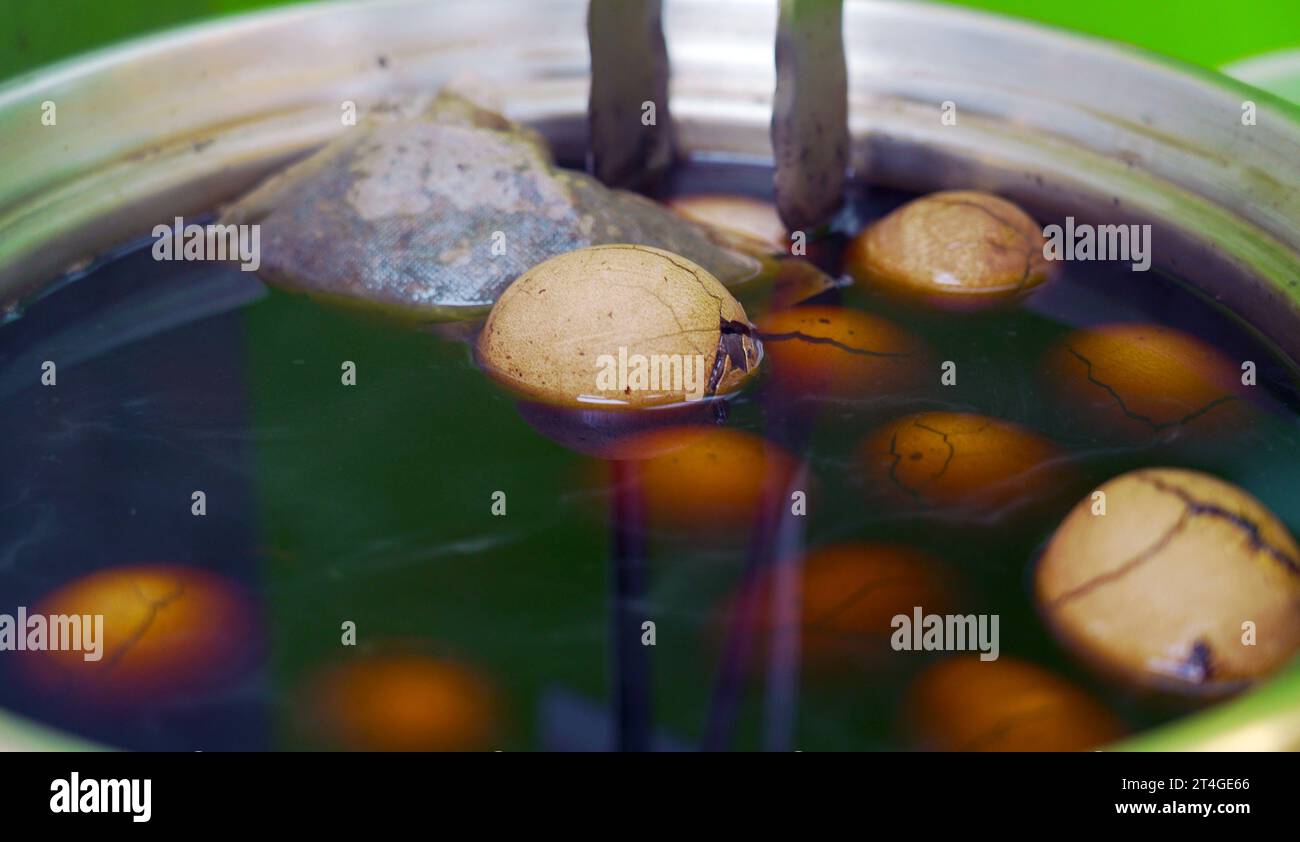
[220,91,761,320]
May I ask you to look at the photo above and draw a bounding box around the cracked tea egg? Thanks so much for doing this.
[1041,322,1248,440]
[756,305,930,400]
[859,411,1062,516]
[305,653,500,751]
[844,190,1051,309]
[667,194,789,254]
[724,542,960,670]
[622,425,795,532]
[23,564,258,706]
[477,244,761,408]
[905,656,1126,751]
[1036,468,1300,696]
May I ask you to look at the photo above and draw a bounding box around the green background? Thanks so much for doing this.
[3,0,1299,83]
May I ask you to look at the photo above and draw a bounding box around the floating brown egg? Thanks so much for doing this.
[1041,322,1248,440]
[905,656,1126,751]
[667,194,789,255]
[477,244,761,408]
[844,190,1050,309]
[1036,468,1300,696]
[24,564,258,706]
[726,542,960,670]
[858,411,1062,516]
[756,305,930,400]
[622,425,796,531]
[306,653,499,751]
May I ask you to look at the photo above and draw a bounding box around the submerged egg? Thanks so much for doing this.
[24,564,258,706]
[905,656,1126,751]
[623,425,796,531]
[1041,322,1248,440]
[667,194,789,254]
[858,411,1062,516]
[844,190,1050,309]
[477,244,761,408]
[1036,468,1300,696]
[306,653,499,751]
[756,305,930,400]
[727,542,959,669]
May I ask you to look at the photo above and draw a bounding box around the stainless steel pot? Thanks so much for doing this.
[1,0,1298,750]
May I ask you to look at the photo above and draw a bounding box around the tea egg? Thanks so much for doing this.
[477,244,762,408]
[24,564,258,706]
[756,305,930,400]
[845,190,1050,309]
[859,411,1062,515]
[1036,468,1300,695]
[1041,322,1248,440]
[623,425,796,531]
[905,656,1126,751]
[306,653,499,751]
[729,542,959,669]
[667,194,789,254]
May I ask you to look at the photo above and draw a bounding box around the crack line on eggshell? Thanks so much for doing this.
[99,581,188,675]
[929,197,1039,291]
[805,574,920,633]
[1136,472,1300,577]
[1064,345,1238,430]
[884,419,982,500]
[886,430,922,501]
[757,330,916,358]
[1047,508,1192,609]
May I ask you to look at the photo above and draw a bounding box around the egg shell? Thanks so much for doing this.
[756,305,930,400]
[1036,468,1300,695]
[723,542,960,671]
[859,411,1063,516]
[24,564,258,707]
[621,425,796,532]
[905,656,1126,751]
[845,190,1050,309]
[667,194,789,255]
[1041,322,1249,440]
[477,245,761,408]
[306,653,499,751]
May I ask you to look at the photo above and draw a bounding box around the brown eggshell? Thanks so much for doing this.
[622,425,796,532]
[667,194,789,255]
[477,245,762,408]
[23,564,259,707]
[859,411,1063,517]
[757,305,930,400]
[905,656,1126,751]
[1036,468,1300,696]
[1041,322,1250,440]
[724,542,961,671]
[305,653,499,751]
[845,190,1050,310]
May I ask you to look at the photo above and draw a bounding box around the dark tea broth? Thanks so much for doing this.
[1,155,1298,752]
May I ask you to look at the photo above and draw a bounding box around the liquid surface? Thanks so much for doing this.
[1,160,1298,751]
